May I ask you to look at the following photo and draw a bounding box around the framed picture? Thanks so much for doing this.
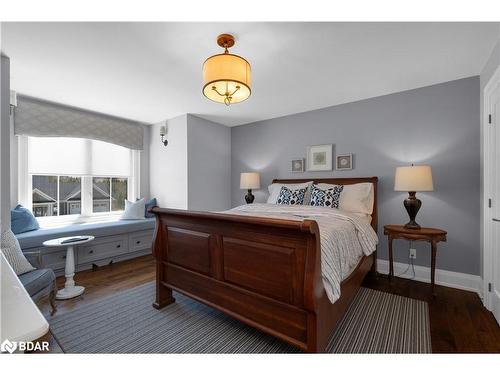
[291,159,305,173]
[336,153,353,170]
[306,144,333,171]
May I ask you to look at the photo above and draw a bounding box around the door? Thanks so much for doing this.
[487,71,500,325]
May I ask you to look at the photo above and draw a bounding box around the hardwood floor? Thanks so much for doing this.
[34,255,500,353]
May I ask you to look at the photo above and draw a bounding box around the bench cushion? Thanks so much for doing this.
[16,219,155,250]
[18,268,56,297]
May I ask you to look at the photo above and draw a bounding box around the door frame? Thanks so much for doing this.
[482,64,500,310]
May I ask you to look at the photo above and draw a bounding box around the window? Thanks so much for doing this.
[19,136,140,225]
[92,177,128,213]
[32,175,82,217]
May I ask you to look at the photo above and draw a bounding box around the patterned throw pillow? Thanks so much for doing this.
[1,229,36,275]
[310,184,344,208]
[276,186,307,205]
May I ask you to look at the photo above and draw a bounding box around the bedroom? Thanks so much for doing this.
[0,1,499,373]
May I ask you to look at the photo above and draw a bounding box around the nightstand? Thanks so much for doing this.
[383,224,447,294]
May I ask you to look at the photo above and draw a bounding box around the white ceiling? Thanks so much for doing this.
[2,22,499,126]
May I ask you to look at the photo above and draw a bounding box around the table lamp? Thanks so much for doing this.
[240,172,260,204]
[394,165,434,229]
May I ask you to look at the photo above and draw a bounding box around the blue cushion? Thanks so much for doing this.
[145,198,157,218]
[16,218,155,250]
[11,205,40,235]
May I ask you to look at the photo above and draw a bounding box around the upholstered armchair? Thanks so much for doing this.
[22,250,57,315]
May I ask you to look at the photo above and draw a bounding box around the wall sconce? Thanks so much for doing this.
[160,125,168,147]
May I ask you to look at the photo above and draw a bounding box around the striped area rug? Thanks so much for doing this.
[49,282,431,353]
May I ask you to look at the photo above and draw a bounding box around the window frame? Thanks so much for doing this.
[18,136,141,227]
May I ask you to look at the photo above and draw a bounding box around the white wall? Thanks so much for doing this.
[0,54,11,231]
[480,34,500,278]
[149,114,188,209]
[10,110,17,208]
[148,114,231,212]
[187,114,231,211]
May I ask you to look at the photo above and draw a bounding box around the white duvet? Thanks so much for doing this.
[226,203,379,304]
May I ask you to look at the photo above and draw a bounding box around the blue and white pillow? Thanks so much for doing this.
[309,185,344,208]
[276,186,307,205]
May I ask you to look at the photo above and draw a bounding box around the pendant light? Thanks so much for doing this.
[202,34,251,106]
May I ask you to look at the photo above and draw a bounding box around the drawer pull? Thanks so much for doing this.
[117,244,121,248]
[62,255,66,259]
[136,241,141,244]
[89,250,94,254]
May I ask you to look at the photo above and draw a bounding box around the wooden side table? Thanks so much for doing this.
[383,225,447,294]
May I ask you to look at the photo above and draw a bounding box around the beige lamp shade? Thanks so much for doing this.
[394,165,434,192]
[203,53,251,105]
[240,172,260,189]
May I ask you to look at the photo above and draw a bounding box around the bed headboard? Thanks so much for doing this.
[271,177,378,233]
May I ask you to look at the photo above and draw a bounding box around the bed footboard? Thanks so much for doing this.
[150,207,327,352]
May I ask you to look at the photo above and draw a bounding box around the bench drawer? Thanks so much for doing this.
[24,247,68,271]
[42,249,70,270]
[77,235,128,264]
[128,230,154,253]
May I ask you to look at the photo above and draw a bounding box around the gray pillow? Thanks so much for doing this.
[1,229,35,275]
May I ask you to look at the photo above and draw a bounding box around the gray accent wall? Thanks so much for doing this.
[231,77,480,276]
[187,114,231,211]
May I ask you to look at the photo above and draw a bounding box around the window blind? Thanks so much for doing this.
[28,137,132,177]
[15,95,145,150]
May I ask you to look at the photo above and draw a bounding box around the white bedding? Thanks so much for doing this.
[226,203,379,304]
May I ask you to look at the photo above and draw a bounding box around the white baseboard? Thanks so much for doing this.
[377,259,482,297]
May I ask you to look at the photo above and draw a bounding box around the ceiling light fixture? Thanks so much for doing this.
[202,34,251,106]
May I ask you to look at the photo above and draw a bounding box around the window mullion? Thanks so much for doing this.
[110,178,113,212]
[81,176,92,217]
[56,176,60,216]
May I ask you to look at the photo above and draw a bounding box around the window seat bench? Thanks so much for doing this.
[17,219,155,276]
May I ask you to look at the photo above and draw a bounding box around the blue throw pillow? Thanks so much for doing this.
[136,198,157,218]
[11,205,40,235]
[144,198,157,218]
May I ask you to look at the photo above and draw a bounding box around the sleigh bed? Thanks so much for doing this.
[150,177,378,353]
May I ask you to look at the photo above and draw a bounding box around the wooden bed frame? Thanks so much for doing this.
[150,177,378,353]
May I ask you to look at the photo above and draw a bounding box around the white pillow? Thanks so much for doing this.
[1,229,36,275]
[267,181,313,204]
[316,182,374,215]
[121,198,146,220]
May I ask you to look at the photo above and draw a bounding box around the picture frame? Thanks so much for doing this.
[291,158,305,173]
[336,153,353,170]
[306,144,333,171]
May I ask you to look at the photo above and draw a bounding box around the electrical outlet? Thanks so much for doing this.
[409,248,417,259]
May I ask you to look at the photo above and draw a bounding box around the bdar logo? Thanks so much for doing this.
[1,339,18,353]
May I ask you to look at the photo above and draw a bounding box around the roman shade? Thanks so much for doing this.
[14,95,145,150]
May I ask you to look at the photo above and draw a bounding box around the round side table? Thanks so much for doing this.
[43,236,95,300]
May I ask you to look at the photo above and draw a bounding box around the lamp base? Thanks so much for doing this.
[404,220,421,230]
[245,189,255,204]
[403,192,422,230]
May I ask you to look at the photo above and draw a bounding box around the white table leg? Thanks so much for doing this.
[56,245,85,300]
